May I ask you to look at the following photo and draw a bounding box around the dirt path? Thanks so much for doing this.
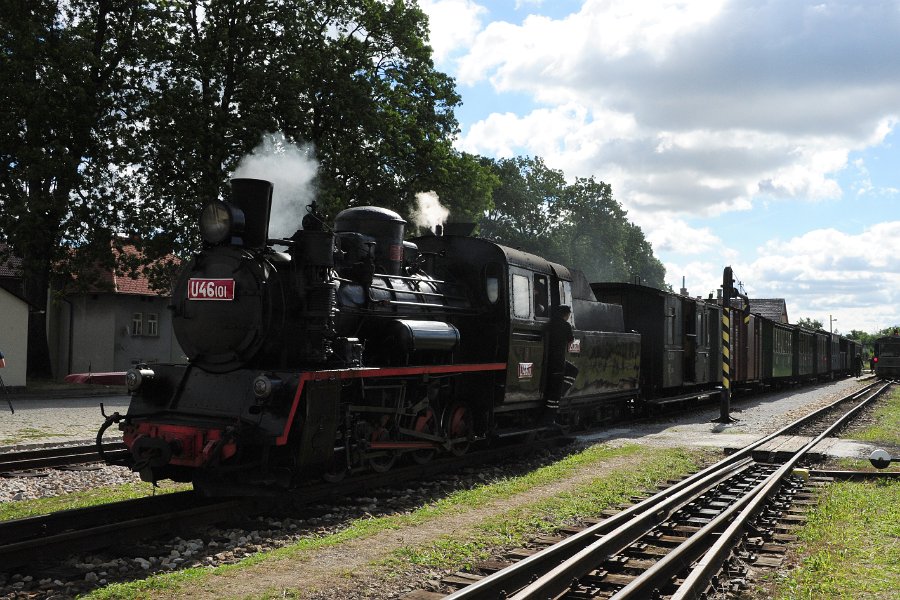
[161,453,642,600]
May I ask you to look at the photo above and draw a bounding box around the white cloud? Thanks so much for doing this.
[634,216,721,256]
[419,0,488,63]
[452,0,900,217]
[739,222,900,332]
[657,222,900,333]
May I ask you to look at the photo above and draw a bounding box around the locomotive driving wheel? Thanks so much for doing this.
[443,402,472,456]
[357,422,397,473]
[322,447,348,483]
[411,407,437,465]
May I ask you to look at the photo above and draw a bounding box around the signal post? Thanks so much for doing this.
[719,266,749,423]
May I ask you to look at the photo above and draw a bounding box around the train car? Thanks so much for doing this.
[845,338,862,376]
[590,284,721,404]
[827,333,841,376]
[793,326,815,381]
[873,334,900,378]
[761,319,793,382]
[730,312,762,388]
[812,330,830,378]
[838,337,860,376]
[100,178,642,492]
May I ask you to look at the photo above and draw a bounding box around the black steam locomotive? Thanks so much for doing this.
[101,179,641,492]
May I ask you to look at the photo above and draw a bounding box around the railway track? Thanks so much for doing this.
[0,441,128,473]
[0,434,566,570]
[405,380,891,599]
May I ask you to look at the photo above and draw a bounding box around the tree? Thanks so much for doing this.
[0,0,155,377]
[1,0,494,376]
[130,0,493,263]
[795,317,824,330]
[479,156,666,288]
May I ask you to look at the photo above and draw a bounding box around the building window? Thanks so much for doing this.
[147,313,159,337]
[132,313,143,336]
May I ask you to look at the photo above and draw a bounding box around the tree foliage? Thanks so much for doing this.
[795,317,824,330]
[479,156,666,287]
[129,0,491,259]
[0,0,154,376]
[0,0,494,376]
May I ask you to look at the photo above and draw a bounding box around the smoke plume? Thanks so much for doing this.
[233,132,318,239]
[411,191,450,232]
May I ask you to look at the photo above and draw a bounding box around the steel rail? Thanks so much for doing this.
[444,381,880,600]
[601,381,890,599]
[0,442,128,472]
[667,380,893,600]
[0,434,567,569]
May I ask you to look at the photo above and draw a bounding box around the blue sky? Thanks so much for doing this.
[419,0,900,334]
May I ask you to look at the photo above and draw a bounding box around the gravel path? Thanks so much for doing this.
[0,395,131,447]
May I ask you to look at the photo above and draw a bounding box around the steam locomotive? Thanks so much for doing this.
[100,179,862,493]
[100,179,641,492]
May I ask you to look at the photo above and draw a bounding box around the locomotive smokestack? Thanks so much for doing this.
[231,178,273,249]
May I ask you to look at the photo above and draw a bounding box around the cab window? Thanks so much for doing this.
[484,263,503,304]
[512,274,530,318]
[558,280,574,327]
[533,274,549,318]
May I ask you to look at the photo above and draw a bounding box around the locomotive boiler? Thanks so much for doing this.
[100,179,642,493]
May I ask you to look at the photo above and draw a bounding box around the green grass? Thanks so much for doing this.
[766,479,900,599]
[386,446,701,571]
[81,444,708,599]
[0,481,191,521]
[852,389,900,446]
[831,457,900,473]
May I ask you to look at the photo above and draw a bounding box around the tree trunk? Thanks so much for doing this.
[24,265,53,379]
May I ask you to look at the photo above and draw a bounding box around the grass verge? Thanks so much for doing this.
[82,444,707,599]
[0,481,190,521]
[385,446,701,571]
[764,479,900,599]
[851,388,900,446]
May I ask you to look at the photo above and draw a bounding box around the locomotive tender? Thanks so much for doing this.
[101,178,863,493]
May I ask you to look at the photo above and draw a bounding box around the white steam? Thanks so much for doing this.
[411,191,450,232]
[233,132,318,239]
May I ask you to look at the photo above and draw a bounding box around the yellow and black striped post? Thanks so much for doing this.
[719,267,734,422]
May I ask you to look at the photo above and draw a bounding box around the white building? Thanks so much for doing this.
[0,286,29,388]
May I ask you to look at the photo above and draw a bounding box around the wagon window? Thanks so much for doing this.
[512,274,531,318]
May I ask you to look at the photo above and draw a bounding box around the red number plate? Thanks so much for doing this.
[187,278,235,301]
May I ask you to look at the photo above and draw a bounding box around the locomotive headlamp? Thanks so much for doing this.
[126,367,155,392]
[200,201,245,245]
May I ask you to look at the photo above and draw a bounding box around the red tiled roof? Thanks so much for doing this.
[0,242,173,296]
[97,244,173,296]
